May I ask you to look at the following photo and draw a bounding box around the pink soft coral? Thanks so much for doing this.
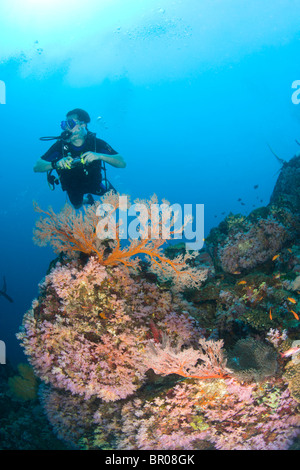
[218,216,291,274]
[18,257,203,401]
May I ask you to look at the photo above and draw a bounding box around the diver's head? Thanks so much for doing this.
[61,108,90,140]
[66,108,90,125]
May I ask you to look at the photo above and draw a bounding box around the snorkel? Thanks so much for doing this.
[39,130,72,142]
[40,118,81,142]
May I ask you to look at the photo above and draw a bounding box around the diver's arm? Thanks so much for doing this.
[33,158,53,173]
[82,152,126,168]
[99,153,126,168]
[34,157,74,172]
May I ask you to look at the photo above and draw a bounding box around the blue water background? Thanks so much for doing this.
[1,0,300,364]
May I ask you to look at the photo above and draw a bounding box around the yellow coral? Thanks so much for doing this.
[8,363,38,401]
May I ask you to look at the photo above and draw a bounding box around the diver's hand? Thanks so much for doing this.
[81,152,100,164]
[56,156,73,170]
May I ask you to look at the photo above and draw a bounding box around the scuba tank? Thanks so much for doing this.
[40,130,70,190]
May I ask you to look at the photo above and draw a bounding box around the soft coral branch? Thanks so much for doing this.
[144,334,231,381]
[33,194,208,290]
[33,201,104,259]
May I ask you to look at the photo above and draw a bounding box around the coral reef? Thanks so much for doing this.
[15,177,300,450]
[117,379,300,450]
[217,216,291,274]
[37,376,300,451]
[205,207,296,275]
[18,256,205,402]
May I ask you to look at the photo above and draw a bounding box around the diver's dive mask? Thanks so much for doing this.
[60,119,80,131]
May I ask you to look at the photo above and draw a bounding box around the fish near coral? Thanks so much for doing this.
[290,310,299,321]
[280,346,300,358]
[148,319,163,343]
[269,308,272,320]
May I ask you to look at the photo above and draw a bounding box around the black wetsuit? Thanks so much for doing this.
[41,132,118,207]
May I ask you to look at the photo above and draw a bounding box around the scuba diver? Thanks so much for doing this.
[34,108,126,209]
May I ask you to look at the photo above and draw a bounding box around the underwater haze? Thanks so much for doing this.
[0,0,300,451]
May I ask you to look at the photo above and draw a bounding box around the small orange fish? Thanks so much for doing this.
[287,297,297,304]
[287,248,292,253]
[269,308,272,320]
[238,280,247,285]
[233,271,241,275]
[280,346,300,358]
[272,254,280,261]
[290,310,299,320]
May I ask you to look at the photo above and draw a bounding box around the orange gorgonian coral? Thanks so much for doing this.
[144,334,231,381]
[33,192,208,290]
